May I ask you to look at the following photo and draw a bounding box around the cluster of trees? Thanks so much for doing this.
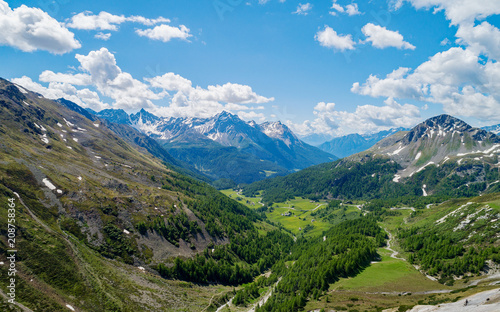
[233,275,278,306]
[136,171,263,246]
[158,230,294,285]
[309,200,361,225]
[187,189,261,238]
[158,255,255,285]
[243,158,404,203]
[228,231,295,272]
[135,212,201,246]
[257,218,384,311]
[163,143,288,185]
[399,226,500,282]
[99,224,135,264]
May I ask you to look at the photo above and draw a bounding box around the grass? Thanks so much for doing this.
[263,170,277,177]
[254,220,281,236]
[219,191,335,237]
[266,201,332,237]
[271,197,324,211]
[220,189,263,208]
[332,248,449,293]
[381,208,414,232]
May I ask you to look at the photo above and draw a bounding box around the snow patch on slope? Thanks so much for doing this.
[42,178,56,190]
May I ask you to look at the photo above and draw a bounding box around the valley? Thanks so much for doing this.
[217,191,500,312]
[0,78,499,312]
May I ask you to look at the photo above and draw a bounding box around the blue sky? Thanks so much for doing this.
[2,0,500,140]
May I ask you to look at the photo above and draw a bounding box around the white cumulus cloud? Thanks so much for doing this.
[353,1,500,122]
[0,0,80,54]
[66,11,170,30]
[146,73,193,93]
[75,48,163,110]
[456,22,500,60]
[39,71,92,85]
[12,76,109,111]
[400,0,500,26]
[237,111,266,122]
[13,48,274,119]
[95,32,111,41]
[330,1,362,16]
[287,98,422,136]
[136,24,191,42]
[315,26,356,51]
[362,23,415,50]
[352,47,500,120]
[345,3,361,16]
[293,3,312,15]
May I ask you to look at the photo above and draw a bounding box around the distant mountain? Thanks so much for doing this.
[95,108,132,125]
[300,133,334,146]
[245,114,500,203]
[482,123,500,135]
[318,127,408,159]
[96,109,337,185]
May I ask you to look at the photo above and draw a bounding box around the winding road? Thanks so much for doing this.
[384,229,406,261]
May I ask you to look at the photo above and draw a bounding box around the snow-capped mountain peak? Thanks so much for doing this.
[258,121,298,147]
[372,114,500,179]
[482,123,500,135]
[95,109,336,171]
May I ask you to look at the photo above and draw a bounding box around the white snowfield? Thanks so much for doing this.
[410,162,435,177]
[457,144,500,157]
[408,288,500,312]
[15,84,28,94]
[42,178,56,190]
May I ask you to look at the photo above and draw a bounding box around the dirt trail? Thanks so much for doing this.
[0,288,34,312]
[247,278,281,312]
[7,189,94,311]
[468,273,500,287]
[311,203,326,212]
[213,296,233,312]
[384,230,406,261]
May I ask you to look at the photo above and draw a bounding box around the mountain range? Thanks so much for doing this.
[316,122,500,159]
[317,127,409,158]
[94,108,337,185]
[482,123,500,135]
[245,114,500,203]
